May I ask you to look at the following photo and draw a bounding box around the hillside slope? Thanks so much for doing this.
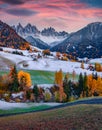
[51,22,102,58]
[0,20,30,49]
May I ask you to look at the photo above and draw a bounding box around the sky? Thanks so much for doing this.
[0,0,102,32]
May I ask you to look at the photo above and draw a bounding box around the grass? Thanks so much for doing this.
[0,70,9,76]
[0,69,79,84]
[0,105,51,116]
[26,70,55,84]
[0,104,102,130]
[25,69,79,84]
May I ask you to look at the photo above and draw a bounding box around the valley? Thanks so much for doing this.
[0,0,102,129]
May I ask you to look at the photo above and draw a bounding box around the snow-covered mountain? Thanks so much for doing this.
[51,22,102,58]
[12,23,68,46]
[12,23,40,36]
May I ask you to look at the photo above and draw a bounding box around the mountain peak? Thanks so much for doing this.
[25,23,32,28]
[13,23,68,37]
[18,23,23,28]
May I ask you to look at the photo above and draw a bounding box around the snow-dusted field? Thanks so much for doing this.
[0,47,102,76]
[0,100,61,110]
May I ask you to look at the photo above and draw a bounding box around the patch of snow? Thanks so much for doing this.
[73,46,75,49]
[89,58,102,64]
[0,100,62,110]
[0,100,28,110]
[12,92,24,98]
[87,45,92,49]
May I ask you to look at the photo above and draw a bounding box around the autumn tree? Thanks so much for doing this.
[95,63,102,72]
[55,69,66,102]
[44,91,51,102]
[42,49,50,56]
[81,62,84,69]
[95,76,102,96]
[87,74,97,96]
[54,91,60,102]
[18,70,32,91]
[72,70,76,81]
[1,74,12,92]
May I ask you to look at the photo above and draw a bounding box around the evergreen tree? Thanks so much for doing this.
[83,73,88,97]
[78,73,84,97]
[33,84,39,102]
[63,73,71,101]
[9,65,19,92]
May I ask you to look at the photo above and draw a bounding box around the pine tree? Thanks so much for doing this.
[63,73,71,101]
[78,73,84,97]
[9,65,19,92]
[83,73,88,97]
[33,84,39,102]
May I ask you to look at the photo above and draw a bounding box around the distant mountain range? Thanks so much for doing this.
[0,20,30,49]
[0,20,102,58]
[12,23,68,47]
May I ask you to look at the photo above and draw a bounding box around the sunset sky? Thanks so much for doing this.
[0,0,102,32]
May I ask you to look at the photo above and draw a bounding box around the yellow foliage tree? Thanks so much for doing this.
[55,69,66,102]
[87,74,94,96]
[96,77,102,96]
[18,71,32,90]
[44,91,51,102]
[87,74,102,96]
[95,63,102,72]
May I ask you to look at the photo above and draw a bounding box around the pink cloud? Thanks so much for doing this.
[0,0,102,32]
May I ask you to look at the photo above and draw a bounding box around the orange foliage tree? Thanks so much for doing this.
[87,74,102,96]
[18,70,32,90]
[81,62,84,69]
[42,49,50,56]
[95,76,102,96]
[95,63,102,72]
[55,69,66,102]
